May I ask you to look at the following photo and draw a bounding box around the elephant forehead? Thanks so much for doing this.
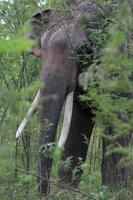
[42,25,87,51]
[48,28,68,49]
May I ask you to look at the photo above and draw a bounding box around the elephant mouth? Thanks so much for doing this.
[16,90,74,148]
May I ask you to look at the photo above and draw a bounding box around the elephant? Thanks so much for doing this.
[26,0,131,195]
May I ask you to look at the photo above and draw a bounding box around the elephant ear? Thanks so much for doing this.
[26,9,51,40]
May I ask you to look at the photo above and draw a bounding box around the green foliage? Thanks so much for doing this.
[0,37,33,53]
[44,0,74,11]
[80,0,133,169]
[39,143,55,158]
[0,0,41,199]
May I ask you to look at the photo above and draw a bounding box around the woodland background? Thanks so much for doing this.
[0,0,133,199]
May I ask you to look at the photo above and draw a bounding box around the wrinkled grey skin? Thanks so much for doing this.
[27,0,130,195]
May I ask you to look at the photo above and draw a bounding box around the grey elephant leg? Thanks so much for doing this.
[58,97,94,186]
[102,134,131,187]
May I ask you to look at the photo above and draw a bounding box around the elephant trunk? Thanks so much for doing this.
[38,73,68,194]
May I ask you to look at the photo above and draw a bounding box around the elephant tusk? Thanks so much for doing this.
[16,90,40,139]
[58,91,74,148]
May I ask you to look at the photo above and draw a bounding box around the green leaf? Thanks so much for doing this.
[0,37,33,53]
